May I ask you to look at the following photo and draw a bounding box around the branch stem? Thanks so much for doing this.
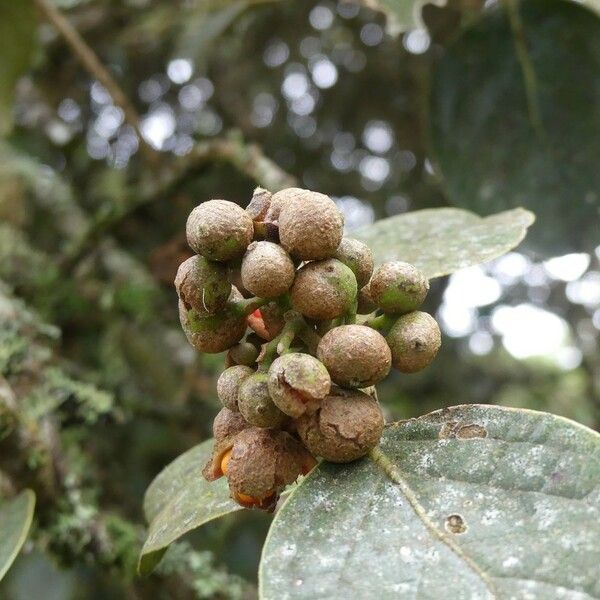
[503,0,545,139]
[33,0,157,163]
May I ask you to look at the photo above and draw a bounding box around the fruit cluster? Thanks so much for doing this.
[176,187,441,510]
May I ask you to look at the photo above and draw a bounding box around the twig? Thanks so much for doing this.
[503,0,545,139]
[33,0,158,164]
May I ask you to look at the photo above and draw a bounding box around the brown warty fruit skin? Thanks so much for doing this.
[265,187,306,224]
[246,187,272,221]
[295,388,384,463]
[290,259,357,320]
[241,241,295,299]
[178,288,246,354]
[268,353,331,418]
[278,191,344,260]
[238,372,287,428]
[186,199,253,261]
[317,325,391,388]
[386,311,441,373]
[334,238,374,288]
[369,261,429,315]
[217,365,254,411]
[213,407,249,442]
[175,255,231,314]
[225,427,303,501]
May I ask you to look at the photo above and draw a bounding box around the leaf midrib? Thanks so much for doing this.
[368,446,497,597]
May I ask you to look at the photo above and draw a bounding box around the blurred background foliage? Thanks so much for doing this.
[0,0,598,597]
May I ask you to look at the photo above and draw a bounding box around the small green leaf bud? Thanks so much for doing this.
[241,241,295,299]
[317,325,391,388]
[334,238,374,288]
[291,259,357,320]
[268,353,331,418]
[386,311,441,373]
[238,372,287,428]
[175,255,231,314]
[186,199,253,261]
[369,261,429,314]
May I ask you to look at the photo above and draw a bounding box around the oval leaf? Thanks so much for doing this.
[260,405,600,599]
[139,439,241,575]
[0,490,36,581]
[431,0,600,254]
[354,207,534,278]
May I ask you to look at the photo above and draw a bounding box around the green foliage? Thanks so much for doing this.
[0,490,36,582]
[261,404,600,598]
[140,439,241,576]
[355,207,534,277]
[431,0,600,254]
[0,1,36,134]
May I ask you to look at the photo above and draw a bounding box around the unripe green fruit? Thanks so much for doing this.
[227,340,260,366]
[268,353,331,418]
[238,372,287,428]
[217,365,254,411]
[179,288,246,354]
[386,311,441,373]
[290,259,357,320]
[225,427,304,508]
[369,261,429,315]
[186,199,253,261]
[241,241,295,299]
[357,284,377,314]
[175,255,231,314]
[334,238,374,288]
[295,388,384,463]
[278,191,344,260]
[213,407,249,442]
[317,325,391,388]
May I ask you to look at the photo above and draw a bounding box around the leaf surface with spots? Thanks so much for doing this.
[259,405,600,599]
[354,207,534,278]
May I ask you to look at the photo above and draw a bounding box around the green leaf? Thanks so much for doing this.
[259,404,600,599]
[353,207,534,278]
[0,490,36,581]
[0,0,37,134]
[431,0,600,254]
[355,0,447,34]
[139,439,241,576]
